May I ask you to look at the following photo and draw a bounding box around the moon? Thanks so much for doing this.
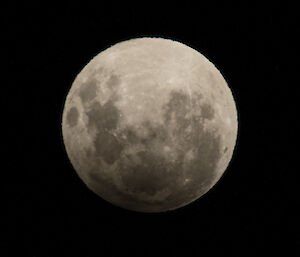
[62,37,238,212]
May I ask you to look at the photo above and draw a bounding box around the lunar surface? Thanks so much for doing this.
[62,37,238,212]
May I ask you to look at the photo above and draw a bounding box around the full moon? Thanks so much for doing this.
[62,37,238,212]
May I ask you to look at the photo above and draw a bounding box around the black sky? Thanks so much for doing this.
[3,1,298,256]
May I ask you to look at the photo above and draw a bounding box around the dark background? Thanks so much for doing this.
[3,1,298,256]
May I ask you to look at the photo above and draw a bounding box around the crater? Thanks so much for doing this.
[66,107,79,127]
[79,78,98,103]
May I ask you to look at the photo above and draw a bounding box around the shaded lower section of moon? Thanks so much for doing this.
[77,87,222,212]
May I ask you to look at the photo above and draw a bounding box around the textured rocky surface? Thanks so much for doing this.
[62,38,238,212]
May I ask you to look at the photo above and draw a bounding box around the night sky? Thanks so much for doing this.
[3,1,298,256]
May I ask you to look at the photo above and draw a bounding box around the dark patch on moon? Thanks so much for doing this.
[66,107,79,127]
[120,150,181,196]
[79,79,98,103]
[163,90,189,122]
[200,102,215,120]
[94,131,123,165]
[186,131,221,185]
[163,90,191,135]
[86,101,119,132]
[86,99,123,165]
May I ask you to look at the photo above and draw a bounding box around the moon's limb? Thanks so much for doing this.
[62,37,238,212]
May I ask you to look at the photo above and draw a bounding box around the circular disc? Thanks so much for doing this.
[62,37,238,212]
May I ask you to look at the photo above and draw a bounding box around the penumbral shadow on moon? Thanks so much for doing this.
[116,90,221,212]
[77,86,222,212]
